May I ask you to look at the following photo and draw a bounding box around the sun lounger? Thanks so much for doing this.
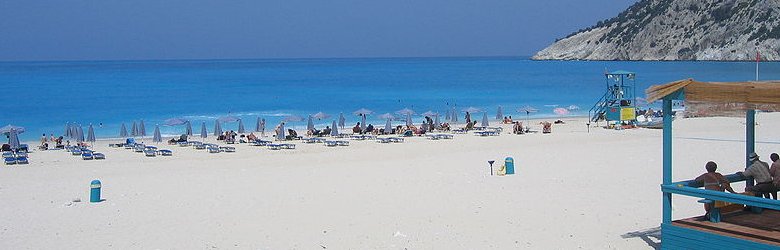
[425,134,441,140]
[207,146,220,153]
[15,156,28,164]
[144,149,157,157]
[194,143,206,150]
[388,137,404,143]
[336,141,349,146]
[72,149,83,155]
[324,140,339,147]
[159,149,172,156]
[2,152,14,158]
[280,144,294,149]
[82,152,94,160]
[267,144,282,150]
[124,143,135,149]
[178,142,189,147]
[4,157,16,165]
[452,128,468,134]
[15,151,28,158]
[219,146,236,152]
[376,138,392,143]
[93,152,106,160]
[302,138,318,144]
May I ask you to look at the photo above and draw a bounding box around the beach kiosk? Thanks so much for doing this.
[646,79,780,249]
[589,70,637,126]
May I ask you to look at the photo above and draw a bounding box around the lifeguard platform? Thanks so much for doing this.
[589,70,637,126]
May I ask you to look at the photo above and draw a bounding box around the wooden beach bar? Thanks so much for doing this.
[646,79,780,249]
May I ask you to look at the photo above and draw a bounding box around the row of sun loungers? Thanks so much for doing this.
[65,146,106,160]
[3,151,29,165]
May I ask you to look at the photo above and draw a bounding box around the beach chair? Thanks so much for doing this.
[388,137,404,143]
[324,140,339,147]
[178,142,189,147]
[194,143,206,150]
[81,152,94,160]
[336,141,349,146]
[15,151,28,158]
[219,146,236,152]
[302,138,318,144]
[4,157,16,165]
[267,144,282,150]
[72,149,83,155]
[426,134,441,140]
[15,156,29,164]
[143,149,157,157]
[2,152,13,158]
[93,152,106,160]
[159,149,173,156]
[207,146,220,153]
[376,138,392,143]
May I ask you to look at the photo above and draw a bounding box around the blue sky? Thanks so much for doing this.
[0,0,637,61]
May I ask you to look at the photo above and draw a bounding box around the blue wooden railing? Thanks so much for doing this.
[662,173,780,211]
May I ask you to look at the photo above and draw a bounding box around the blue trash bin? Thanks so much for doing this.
[505,157,514,175]
[90,180,102,203]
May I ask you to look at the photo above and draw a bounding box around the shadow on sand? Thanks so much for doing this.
[621,227,661,250]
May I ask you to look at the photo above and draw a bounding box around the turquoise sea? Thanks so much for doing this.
[1,57,778,141]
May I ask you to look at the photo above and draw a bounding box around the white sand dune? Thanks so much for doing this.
[2,114,779,249]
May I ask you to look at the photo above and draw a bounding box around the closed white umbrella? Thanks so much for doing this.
[481,112,489,127]
[496,106,504,120]
[360,114,366,132]
[330,120,339,136]
[405,113,412,127]
[213,119,222,136]
[434,115,441,129]
[185,121,193,136]
[131,122,138,137]
[237,119,245,133]
[384,118,392,133]
[139,120,146,137]
[86,124,96,143]
[8,128,20,150]
[200,122,208,139]
[307,116,315,131]
[338,113,346,129]
[276,123,286,140]
[153,125,162,143]
[120,123,128,137]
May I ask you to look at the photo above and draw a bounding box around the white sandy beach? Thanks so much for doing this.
[2,114,779,249]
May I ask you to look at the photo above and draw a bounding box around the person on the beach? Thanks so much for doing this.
[321,126,331,136]
[465,112,471,125]
[274,122,285,138]
[740,152,774,198]
[365,124,374,134]
[40,134,47,147]
[247,132,256,141]
[695,161,737,219]
[260,118,266,137]
[353,122,361,134]
[769,153,779,200]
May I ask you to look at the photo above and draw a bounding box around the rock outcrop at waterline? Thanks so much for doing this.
[533,0,780,61]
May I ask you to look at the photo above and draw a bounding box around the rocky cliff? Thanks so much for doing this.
[533,0,780,61]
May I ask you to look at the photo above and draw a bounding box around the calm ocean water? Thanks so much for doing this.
[2,57,778,141]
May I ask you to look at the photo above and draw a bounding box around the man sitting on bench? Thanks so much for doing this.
[695,161,737,220]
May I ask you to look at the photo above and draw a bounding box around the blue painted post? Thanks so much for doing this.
[505,157,514,175]
[90,180,102,203]
[662,98,673,224]
[745,109,756,190]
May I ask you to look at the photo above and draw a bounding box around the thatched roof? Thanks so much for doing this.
[645,79,780,117]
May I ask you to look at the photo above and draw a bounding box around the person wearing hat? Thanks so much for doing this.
[740,152,774,198]
[769,153,780,200]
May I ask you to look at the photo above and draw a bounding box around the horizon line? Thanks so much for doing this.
[0,55,533,64]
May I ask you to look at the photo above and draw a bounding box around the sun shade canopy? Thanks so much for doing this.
[646,79,780,117]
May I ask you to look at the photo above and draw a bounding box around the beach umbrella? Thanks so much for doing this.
[434,115,441,129]
[131,122,138,137]
[77,125,85,142]
[462,107,482,113]
[360,114,366,131]
[276,122,286,140]
[445,108,451,120]
[496,106,504,120]
[164,118,189,126]
[307,116,315,131]
[213,119,223,136]
[554,107,570,116]
[120,123,128,137]
[153,125,162,143]
[312,112,331,120]
[450,107,458,122]
[140,120,147,137]
[64,123,72,138]
[518,106,539,124]
[353,108,373,116]
[71,124,79,139]
[0,124,25,135]
[8,128,20,150]
[384,118,393,132]
[185,121,193,136]
[338,113,346,129]
[331,120,339,136]
[481,113,489,127]
[200,122,208,139]
[237,119,245,133]
[421,111,438,117]
[255,117,262,132]
[405,113,413,127]
[86,124,96,143]
[567,105,580,111]
[378,113,396,120]
[256,117,266,132]
[396,108,415,115]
